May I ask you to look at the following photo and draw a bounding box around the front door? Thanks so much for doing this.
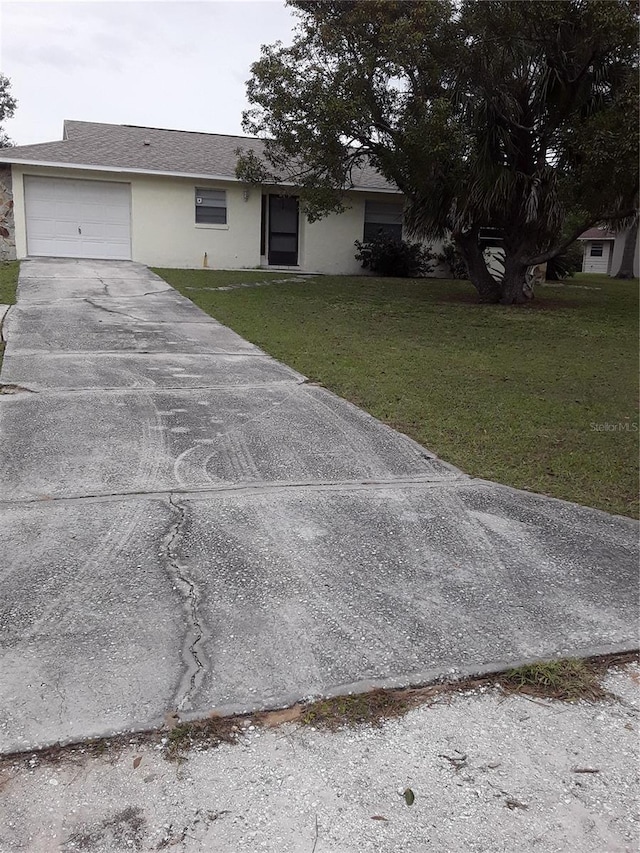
[268,195,299,266]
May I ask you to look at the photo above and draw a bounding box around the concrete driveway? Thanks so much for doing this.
[0,258,637,753]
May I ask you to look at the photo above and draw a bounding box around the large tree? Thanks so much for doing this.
[240,0,638,303]
[614,219,639,278]
[0,74,17,148]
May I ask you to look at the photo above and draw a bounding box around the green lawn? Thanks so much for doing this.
[154,268,639,518]
[0,260,19,305]
[0,260,19,371]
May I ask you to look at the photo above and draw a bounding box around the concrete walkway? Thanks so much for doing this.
[0,258,637,754]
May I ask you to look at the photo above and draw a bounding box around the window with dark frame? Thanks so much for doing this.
[363,201,404,242]
[195,188,227,224]
[590,242,604,257]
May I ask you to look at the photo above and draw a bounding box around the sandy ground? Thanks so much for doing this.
[0,664,637,853]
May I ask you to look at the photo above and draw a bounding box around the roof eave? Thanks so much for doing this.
[0,158,244,184]
[577,235,616,241]
[0,157,401,194]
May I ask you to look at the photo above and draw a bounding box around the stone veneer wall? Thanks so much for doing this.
[0,164,16,261]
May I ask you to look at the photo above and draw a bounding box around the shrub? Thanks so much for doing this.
[354,233,436,277]
[546,242,583,280]
[437,240,469,279]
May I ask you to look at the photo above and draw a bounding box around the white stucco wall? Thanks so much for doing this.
[11,164,446,275]
[300,193,369,275]
[132,175,261,269]
[11,165,263,269]
[298,192,446,276]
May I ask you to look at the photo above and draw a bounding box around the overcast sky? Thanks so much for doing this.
[0,0,297,146]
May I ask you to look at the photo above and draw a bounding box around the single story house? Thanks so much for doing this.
[578,226,639,277]
[0,120,438,275]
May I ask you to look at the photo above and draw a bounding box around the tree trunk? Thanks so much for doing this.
[455,232,501,303]
[614,220,639,279]
[499,254,532,304]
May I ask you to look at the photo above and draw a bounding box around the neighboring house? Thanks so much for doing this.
[578,226,639,277]
[578,227,617,274]
[0,120,440,275]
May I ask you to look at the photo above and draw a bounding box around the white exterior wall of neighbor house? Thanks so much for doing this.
[581,239,613,274]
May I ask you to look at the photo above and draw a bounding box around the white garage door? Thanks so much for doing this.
[25,176,131,260]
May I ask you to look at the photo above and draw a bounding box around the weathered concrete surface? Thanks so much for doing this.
[171,483,637,717]
[0,499,183,752]
[3,301,260,354]
[0,386,459,500]
[1,352,304,391]
[2,485,634,754]
[0,258,637,753]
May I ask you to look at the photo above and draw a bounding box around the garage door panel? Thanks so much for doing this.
[25,218,56,239]
[80,241,112,257]
[25,176,131,260]
[54,221,82,239]
[26,199,58,219]
[28,237,82,257]
[103,204,130,220]
[82,211,130,229]
[81,222,130,242]
[46,201,77,221]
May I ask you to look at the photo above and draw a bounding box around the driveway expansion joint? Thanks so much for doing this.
[5,349,272,358]
[163,494,209,712]
[19,289,175,305]
[5,380,305,397]
[0,474,471,507]
[82,298,232,325]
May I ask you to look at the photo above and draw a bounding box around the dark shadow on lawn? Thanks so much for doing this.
[437,291,582,310]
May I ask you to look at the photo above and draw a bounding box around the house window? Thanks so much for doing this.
[590,242,604,257]
[363,201,403,242]
[195,188,227,224]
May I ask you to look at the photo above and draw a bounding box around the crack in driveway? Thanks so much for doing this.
[84,296,216,324]
[164,494,208,711]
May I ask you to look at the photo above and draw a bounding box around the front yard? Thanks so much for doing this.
[0,260,19,305]
[0,260,19,370]
[155,268,639,518]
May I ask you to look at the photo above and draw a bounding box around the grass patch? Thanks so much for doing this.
[156,268,639,517]
[0,260,19,371]
[163,715,238,761]
[0,260,19,305]
[499,657,611,702]
[299,689,415,731]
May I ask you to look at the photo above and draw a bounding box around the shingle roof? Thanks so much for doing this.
[0,120,398,192]
[578,227,617,240]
